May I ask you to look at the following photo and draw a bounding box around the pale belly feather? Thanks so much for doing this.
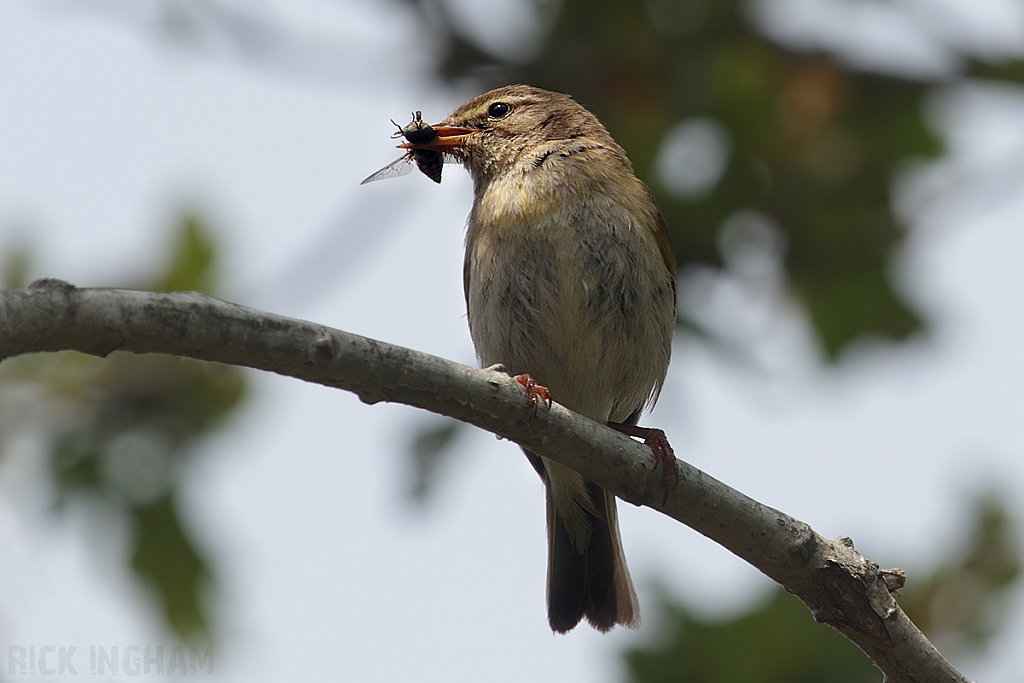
[465,188,674,425]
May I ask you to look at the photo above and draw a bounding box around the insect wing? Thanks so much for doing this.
[360,154,415,185]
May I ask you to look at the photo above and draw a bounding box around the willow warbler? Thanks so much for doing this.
[402,85,677,633]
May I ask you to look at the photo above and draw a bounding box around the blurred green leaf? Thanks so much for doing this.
[624,493,1022,680]
[1,243,31,290]
[0,213,246,639]
[900,493,1021,651]
[965,58,1024,84]
[417,0,961,358]
[152,213,217,294]
[625,588,879,683]
[132,493,211,638]
[407,418,463,503]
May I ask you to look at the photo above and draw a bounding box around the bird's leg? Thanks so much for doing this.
[512,374,552,414]
[607,422,678,504]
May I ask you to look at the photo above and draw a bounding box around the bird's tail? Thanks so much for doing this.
[543,465,640,633]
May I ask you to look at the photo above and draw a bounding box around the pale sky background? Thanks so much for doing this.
[2,0,1024,681]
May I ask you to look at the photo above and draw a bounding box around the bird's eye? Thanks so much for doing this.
[487,102,511,119]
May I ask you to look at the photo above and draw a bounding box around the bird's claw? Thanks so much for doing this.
[512,374,552,414]
[607,422,679,507]
[644,428,679,497]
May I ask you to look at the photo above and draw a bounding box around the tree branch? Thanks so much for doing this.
[0,279,968,682]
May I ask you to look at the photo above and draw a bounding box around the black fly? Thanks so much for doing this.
[361,111,452,185]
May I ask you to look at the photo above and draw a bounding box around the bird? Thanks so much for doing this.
[400,85,677,633]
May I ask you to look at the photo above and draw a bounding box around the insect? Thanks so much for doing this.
[360,111,456,185]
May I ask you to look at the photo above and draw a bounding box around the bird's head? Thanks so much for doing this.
[401,85,621,183]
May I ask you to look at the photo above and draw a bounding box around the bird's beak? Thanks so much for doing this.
[399,125,477,151]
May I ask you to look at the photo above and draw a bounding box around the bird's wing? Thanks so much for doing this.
[640,182,677,279]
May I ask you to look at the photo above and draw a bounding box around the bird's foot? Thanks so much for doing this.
[512,374,552,414]
[607,422,678,506]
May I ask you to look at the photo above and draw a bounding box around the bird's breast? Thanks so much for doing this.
[464,170,675,422]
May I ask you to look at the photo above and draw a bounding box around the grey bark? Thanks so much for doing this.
[0,279,970,683]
